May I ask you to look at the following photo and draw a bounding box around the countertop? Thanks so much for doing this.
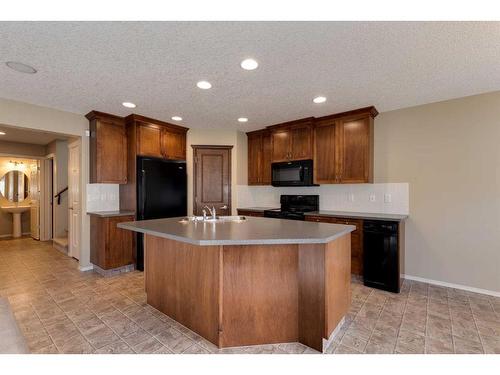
[304,210,408,221]
[236,207,279,212]
[118,216,355,246]
[87,210,136,218]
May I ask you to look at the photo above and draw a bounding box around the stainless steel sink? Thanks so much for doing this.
[178,216,246,223]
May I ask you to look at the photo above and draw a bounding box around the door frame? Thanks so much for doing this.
[39,158,53,241]
[68,139,81,260]
[192,145,233,216]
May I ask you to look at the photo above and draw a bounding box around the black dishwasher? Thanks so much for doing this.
[363,220,401,293]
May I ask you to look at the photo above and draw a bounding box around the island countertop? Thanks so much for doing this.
[118,216,355,246]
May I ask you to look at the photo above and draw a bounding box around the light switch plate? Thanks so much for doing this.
[384,193,392,203]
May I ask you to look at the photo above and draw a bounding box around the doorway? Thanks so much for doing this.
[0,125,80,262]
[192,145,232,216]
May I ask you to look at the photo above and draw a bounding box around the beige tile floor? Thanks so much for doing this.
[0,238,498,354]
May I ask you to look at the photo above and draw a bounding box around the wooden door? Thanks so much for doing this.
[271,129,290,162]
[313,119,338,184]
[247,133,262,185]
[161,129,186,160]
[137,125,162,158]
[96,120,127,183]
[337,116,372,183]
[193,146,232,216]
[261,131,272,184]
[68,141,81,260]
[290,124,313,160]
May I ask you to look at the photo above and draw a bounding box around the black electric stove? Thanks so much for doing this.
[264,195,319,221]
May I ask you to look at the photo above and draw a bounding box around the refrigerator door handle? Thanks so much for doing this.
[140,169,146,220]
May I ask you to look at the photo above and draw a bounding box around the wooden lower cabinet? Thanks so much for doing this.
[90,215,135,270]
[305,215,363,276]
[236,209,264,217]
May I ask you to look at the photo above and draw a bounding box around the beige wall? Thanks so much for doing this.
[0,140,46,157]
[0,97,90,269]
[186,129,247,215]
[0,157,38,236]
[375,91,500,292]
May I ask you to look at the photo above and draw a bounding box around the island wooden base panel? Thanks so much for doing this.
[144,235,351,352]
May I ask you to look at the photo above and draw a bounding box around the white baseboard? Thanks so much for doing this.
[403,274,500,298]
[0,232,32,238]
[78,264,94,272]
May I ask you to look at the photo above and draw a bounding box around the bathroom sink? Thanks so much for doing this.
[178,216,246,223]
[1,205,31,238]
[1,205,30,214]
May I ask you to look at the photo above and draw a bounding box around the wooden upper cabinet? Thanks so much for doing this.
[86,111,128,184]
[337,115,373,183]
[127,114,188,161]
[271,129,290,162]
[261,132,272,184]
[161,129,186,160]
[137,124,162,158]
[270,118,313,162]
[290,123,313,160]
[313,118,337,184]
[313,107,377,184]
[247,130,272,185]
[248,107,376,185]
[247,132,262,185]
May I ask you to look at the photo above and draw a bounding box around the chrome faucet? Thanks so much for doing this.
[203,205,217,220]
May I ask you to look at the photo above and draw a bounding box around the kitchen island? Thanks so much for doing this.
[118,216,355,352]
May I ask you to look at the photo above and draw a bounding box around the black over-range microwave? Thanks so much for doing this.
[271,159,315,187]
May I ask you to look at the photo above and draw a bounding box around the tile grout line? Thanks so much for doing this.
[446,290,456,353]
[391,280,411,354]
[467,295,486,354]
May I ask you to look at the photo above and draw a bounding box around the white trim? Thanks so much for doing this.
[78,264,93,272]
[403,274,500,298]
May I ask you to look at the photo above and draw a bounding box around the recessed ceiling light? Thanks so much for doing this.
[122,102,136,108]
[197,81,212,89]
[238,117,248,123]
[171,116,183,121]
[313,96,327,104]
[0,131,5,135]
[5,61,37,74]
[240,58,259,70]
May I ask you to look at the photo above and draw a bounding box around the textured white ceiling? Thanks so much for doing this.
[1,21,499,131]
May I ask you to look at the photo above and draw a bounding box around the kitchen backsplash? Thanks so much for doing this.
[236,183,409,214]
[86,183,120,212]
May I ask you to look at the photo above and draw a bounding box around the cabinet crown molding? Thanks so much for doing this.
[85,110,125,124]
[247,106,378,134]
[125,113,189,132]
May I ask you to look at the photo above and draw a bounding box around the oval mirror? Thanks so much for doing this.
[0,171,30,202]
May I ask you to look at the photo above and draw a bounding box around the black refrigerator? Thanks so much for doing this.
[136,156,187,270]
